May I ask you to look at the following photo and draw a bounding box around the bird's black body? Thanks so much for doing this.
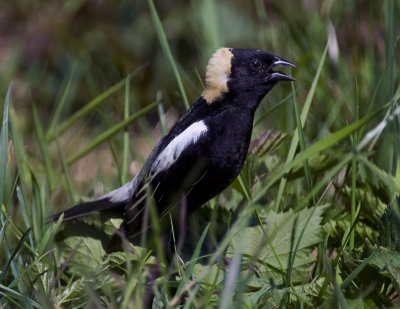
[51,48,295,242]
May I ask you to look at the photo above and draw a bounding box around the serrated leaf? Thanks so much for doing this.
[287,150,340,180]
[378,197,400,251]
[360,155,400,202]
[368,247,400,288]
[323,217,378,246]
[105,245,153,270]
[228,205,327,284]
[57,277,86,304]
[341,186,387,224]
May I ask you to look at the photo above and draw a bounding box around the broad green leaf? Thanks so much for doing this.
[63,236,106,274]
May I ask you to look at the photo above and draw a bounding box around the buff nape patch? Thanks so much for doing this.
[202,48,234,104]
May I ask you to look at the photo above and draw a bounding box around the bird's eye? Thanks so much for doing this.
[251,59,261,70]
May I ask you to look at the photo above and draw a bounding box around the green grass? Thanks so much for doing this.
[1,0,400,308]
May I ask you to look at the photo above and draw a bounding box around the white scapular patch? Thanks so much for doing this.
[202,47,234,104]
[149,120,208,176]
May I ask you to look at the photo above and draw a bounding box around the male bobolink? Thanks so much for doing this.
[51,48,295,241]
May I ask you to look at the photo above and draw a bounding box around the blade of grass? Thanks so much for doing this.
[349,156,356,250]
[340,255,372,290]
[291,78,315,204]
[0,228,30,282]
[219,249,241,309]
[47,62,77,137]
[55,133,76,204]
[296,153,352,210]
[254,210,286,279]
[0,83,12,222]
[31,173,44,240]
[387,0,397,134]
[0,216,10,250]
[334,275,349,309]
[46,77,127,141]
[10,107,30,197]
[0,284,40,308]
[274,44,328,211]
[16,186,34,248]
[199,0,221,55]
[349,77,360,250]
[285,186,337,302]
[255,90,299,127]
[148,0,189,109]
[120,75,131,185]
[237,173,251,201]
[282,217,298,306]
[33,103,54,190]
[37,214,64,255]
[66,101,158,164]
[171,223,210,307]
[316,206,361,304]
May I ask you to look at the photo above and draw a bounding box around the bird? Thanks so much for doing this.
[50,47,295,244]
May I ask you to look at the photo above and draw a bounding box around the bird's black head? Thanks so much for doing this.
[202,48,295,109]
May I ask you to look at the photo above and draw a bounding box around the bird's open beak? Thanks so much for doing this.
[268,57,296,82]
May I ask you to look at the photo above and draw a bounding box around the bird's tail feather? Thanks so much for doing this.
[49,175,142,223]
[49,198,126,222]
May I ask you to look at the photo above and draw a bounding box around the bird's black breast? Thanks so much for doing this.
[124,100,255,239]
[184,105,254,207]
[153,104,254,211]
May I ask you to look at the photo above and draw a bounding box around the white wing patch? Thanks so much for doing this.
[149,120,208,176]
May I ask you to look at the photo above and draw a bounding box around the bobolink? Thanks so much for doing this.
[51,48,295,241]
